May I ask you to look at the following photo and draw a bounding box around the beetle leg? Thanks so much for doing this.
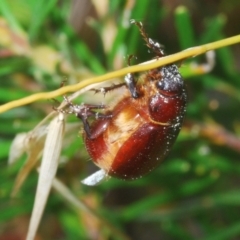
[124,54,140,99]
[95,112,112,119]
[77,114,92,138]
[63,97,112,139]
[92,54,139,99]
[124,72,139,98]
[130,19,165,57]
[91,55,138,97]
[77,106,112,139]
[91,83,126,95]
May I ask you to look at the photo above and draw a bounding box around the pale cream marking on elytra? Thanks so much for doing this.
[96,109,144,173]
[109,111,141,144]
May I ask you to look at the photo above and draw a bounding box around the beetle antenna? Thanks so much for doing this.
[130,19,165,57]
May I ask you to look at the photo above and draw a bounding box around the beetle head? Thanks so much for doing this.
[156,64,184,96]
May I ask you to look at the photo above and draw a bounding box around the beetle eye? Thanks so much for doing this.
[156,81,165,90]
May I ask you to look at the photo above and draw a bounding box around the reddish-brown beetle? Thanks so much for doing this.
[67,20,187,181]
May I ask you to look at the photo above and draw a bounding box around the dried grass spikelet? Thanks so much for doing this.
[25,112,65,240]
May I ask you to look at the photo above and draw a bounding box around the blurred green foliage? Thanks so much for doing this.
[0,0,240,240]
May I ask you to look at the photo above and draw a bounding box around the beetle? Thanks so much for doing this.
[67,20,187,180]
